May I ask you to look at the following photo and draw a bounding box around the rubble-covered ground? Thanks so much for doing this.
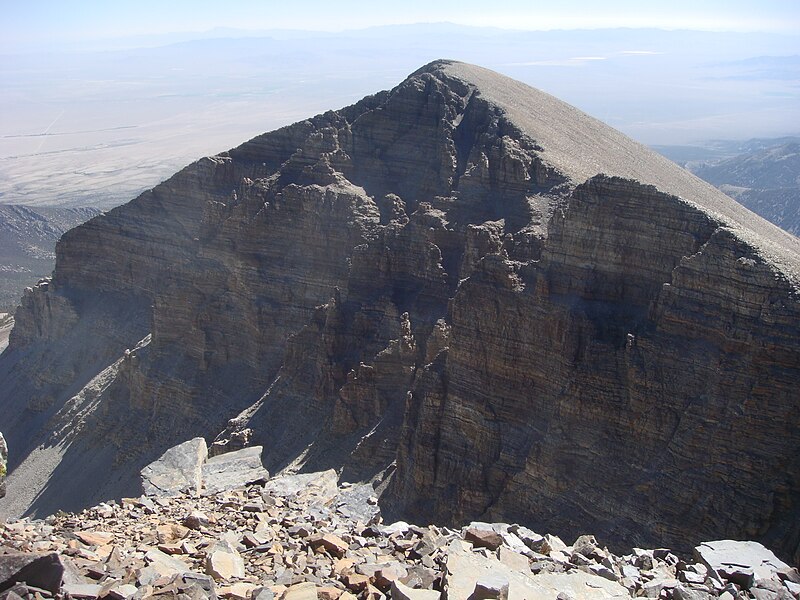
[1,459,798,600]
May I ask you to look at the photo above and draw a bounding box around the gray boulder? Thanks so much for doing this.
[141,438,270,498]
[673,584,713,600]
[261,469,337,502]
[694,540,790,588]
[201,446,269,496]
[335,482,381,525]
[0,552,69,594]
[141,437,208,497]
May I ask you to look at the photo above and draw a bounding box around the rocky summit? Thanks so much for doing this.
[1,451,799,600]
[0,60,798,565]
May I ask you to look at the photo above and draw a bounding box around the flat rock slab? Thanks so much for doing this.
[262,469,338,503]
[218,582,257,600]
[141,437,207,497]
[201,446,269,496]
[694,540,790,586]
[535,572,631,600]
[391,580,441,600]
[282,582,318,600]
[75,531,115,547]
[105,583,138,600]
[62,583,103,599]
[445,542,630,600]
[143,549,192,578]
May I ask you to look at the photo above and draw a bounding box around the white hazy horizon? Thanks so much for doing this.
[1,20,798,208]
[4,0,800,49]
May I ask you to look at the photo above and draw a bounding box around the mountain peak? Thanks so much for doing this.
[1,62,798,563]
[415,61,800,279]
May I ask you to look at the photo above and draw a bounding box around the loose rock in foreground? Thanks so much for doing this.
[0,432,6,499]
[2,463,798,600]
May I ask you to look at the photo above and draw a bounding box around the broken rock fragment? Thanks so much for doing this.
[463,524,504,551]
[205,540,245,580]
[308,533,349,558]
[75,531,115,547]
[390,580,441,600]
[694,541,790,588]
[0,553,68,595]
[140,437,208,497]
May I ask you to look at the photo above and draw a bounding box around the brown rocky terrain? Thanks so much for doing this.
[1,442,798,600]
[0,60,798,565]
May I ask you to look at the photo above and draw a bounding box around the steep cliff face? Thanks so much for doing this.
[387,175,800,559]
[1,61,798,562]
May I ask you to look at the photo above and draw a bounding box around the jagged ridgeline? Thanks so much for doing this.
[1,60,798,562]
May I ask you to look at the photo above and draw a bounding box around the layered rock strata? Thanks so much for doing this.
[0,61,798,562]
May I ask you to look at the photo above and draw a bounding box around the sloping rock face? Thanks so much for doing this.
[0,61,798,562]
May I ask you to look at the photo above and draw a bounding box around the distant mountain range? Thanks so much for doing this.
[655,138,800,236]
[693,142,800,189]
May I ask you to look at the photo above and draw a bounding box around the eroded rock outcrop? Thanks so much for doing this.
[0,60,798,562]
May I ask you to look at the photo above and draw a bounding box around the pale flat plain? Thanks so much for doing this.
[1,26,798,210]
[1,43,391,208]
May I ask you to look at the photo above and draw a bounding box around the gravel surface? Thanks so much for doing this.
[0,443,65,521]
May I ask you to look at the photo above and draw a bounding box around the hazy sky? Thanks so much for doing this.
[4,0,800,48]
